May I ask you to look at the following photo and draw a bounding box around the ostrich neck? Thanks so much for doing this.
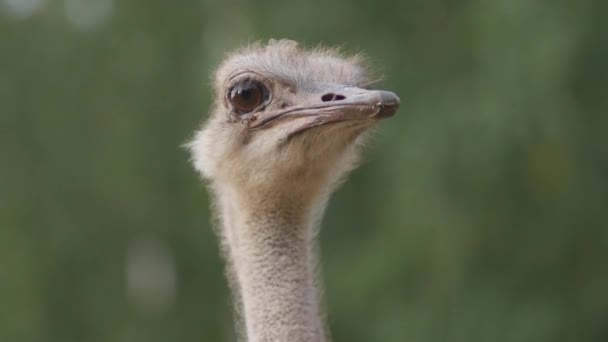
[215,183,329,342]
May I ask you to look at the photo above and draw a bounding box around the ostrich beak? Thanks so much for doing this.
[298,87,400,132]
[250,86,400,133]
[318,86,401,119]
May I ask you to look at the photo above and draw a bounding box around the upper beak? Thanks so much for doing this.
[327,87,400,119]
[250,86,400,131]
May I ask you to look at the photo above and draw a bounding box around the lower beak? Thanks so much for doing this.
[250,86,400,131]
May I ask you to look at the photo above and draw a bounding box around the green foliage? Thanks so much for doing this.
[1,0,606,341]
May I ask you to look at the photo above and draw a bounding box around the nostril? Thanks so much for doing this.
[321,93,335,102]
[321,93,346,102]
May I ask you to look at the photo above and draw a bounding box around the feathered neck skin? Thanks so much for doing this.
[205,135,362,342]
[213,180,331,342]
[188,39,399,342]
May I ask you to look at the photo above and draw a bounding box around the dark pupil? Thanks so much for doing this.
[239,89,253,100]
[230,82,263,113]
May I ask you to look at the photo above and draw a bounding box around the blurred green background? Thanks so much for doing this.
[1,0,607,341]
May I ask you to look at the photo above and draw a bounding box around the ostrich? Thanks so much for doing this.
[188,39,399,342]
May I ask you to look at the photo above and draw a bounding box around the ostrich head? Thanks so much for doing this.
[189,39,399,203]
[188,39,400,341]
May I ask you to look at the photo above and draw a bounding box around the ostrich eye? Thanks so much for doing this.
[229,81,268,114]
